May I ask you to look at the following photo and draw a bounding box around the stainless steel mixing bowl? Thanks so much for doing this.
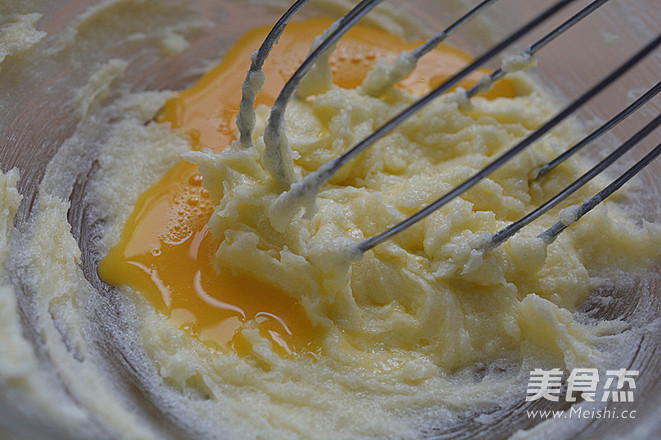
[1,0,660,438]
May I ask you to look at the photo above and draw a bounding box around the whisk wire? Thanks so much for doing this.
[489,112,661,249]
[262,0,385,187]
[533,80,661,179]
[540,140,661,243]
[466,0,608,98]
[238,0,310,148]
[412,0,500,60]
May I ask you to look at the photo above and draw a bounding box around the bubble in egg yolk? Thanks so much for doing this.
[97,17,516,356]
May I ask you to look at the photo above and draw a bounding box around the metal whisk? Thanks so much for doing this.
[238,0,661,256]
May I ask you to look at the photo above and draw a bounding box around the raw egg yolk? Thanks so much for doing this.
[97,17,516,356]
